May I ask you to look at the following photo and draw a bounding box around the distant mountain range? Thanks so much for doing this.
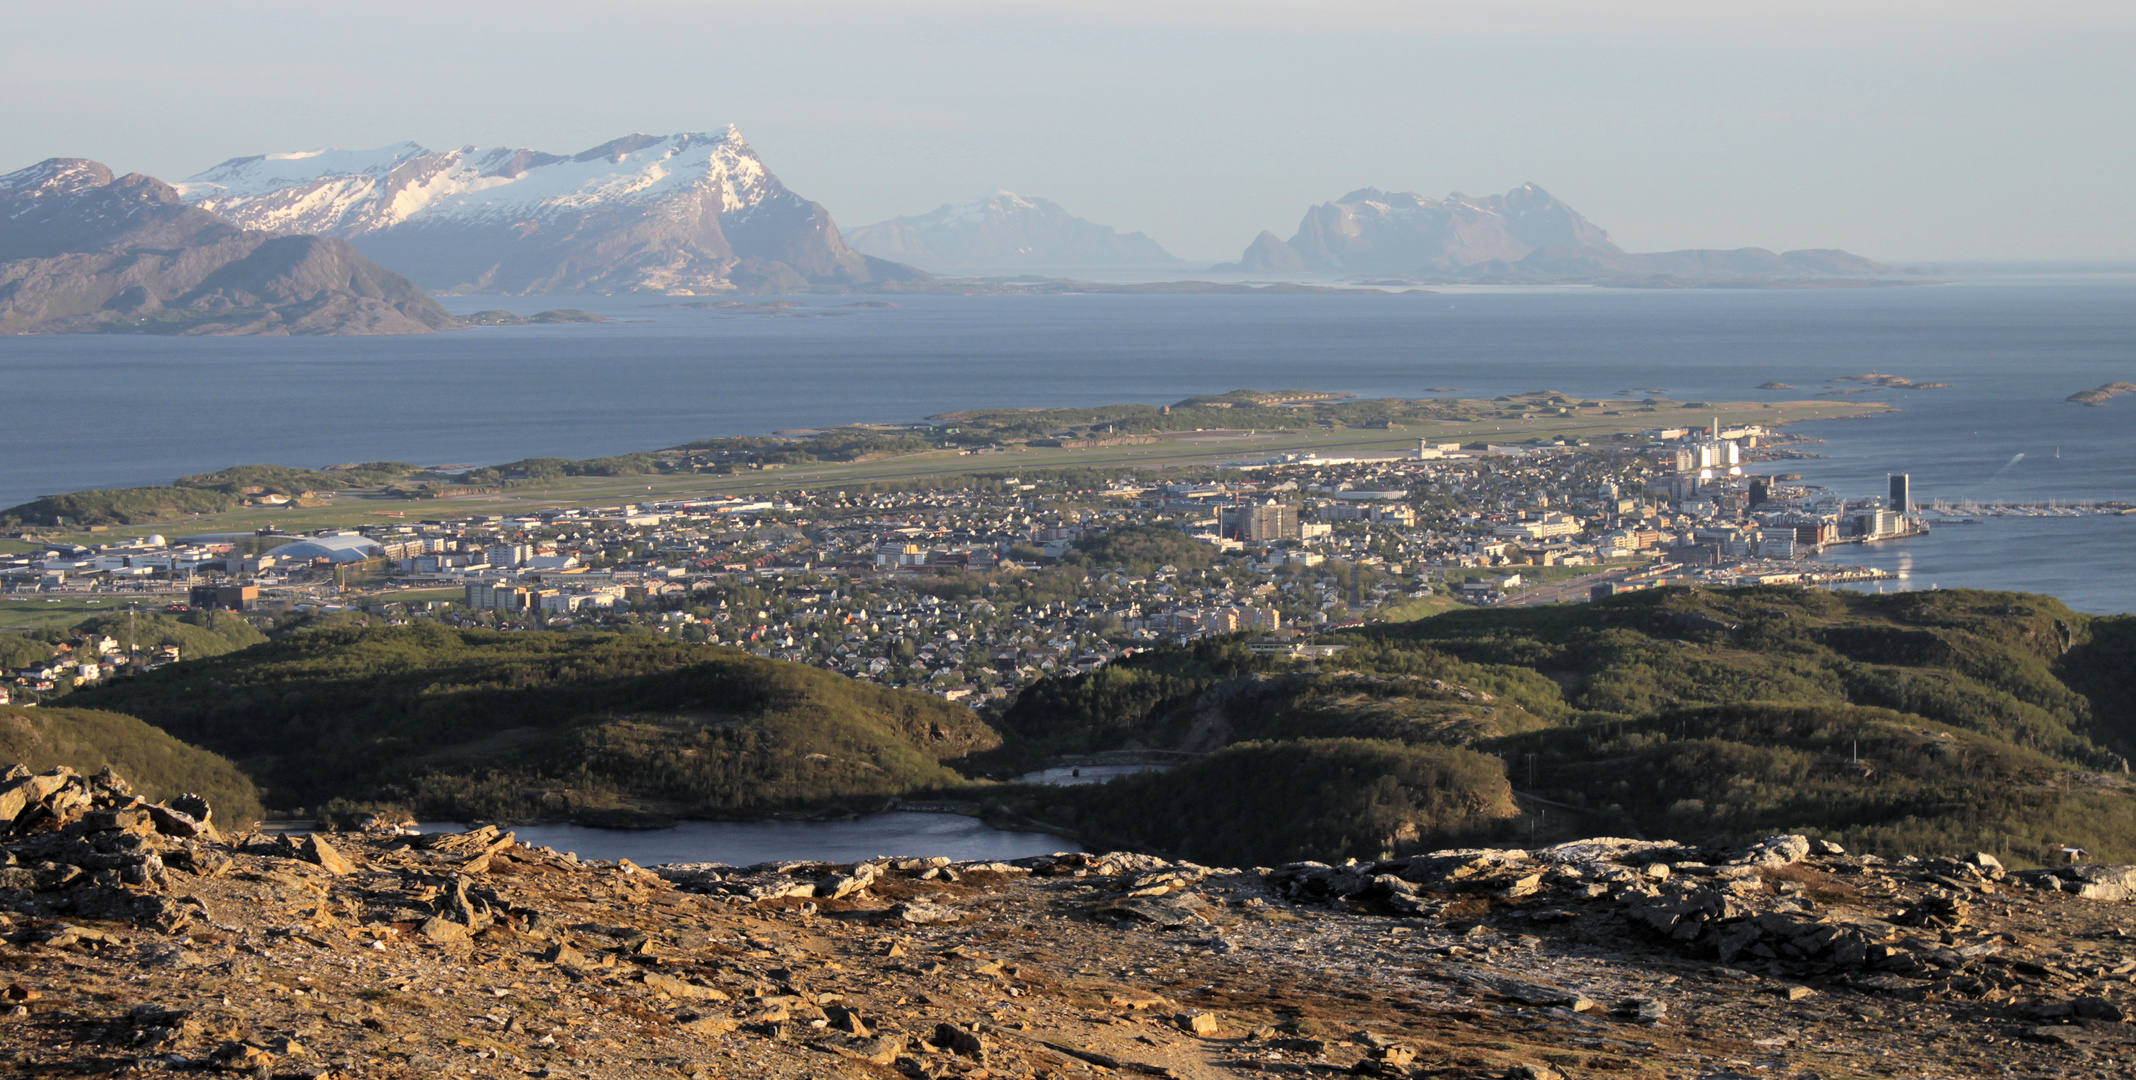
[0,159,455,335]
[5,126,1897,326]
[178,127,928,295]
[845,192,1185,273]
[1217,184,1888,283]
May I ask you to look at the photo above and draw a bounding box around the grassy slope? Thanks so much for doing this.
[66,625,1000,820]
[0,706,264,825]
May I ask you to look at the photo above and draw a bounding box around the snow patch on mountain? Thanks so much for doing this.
[177,126,778,237]
[171,126,917,294]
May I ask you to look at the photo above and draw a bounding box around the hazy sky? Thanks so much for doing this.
[5,1,2129,262]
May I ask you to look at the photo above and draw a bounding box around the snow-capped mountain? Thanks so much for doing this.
[844,192,1183,274]
[179,128,923,294]
[1219,183,1886,282]
[0,158,454,335]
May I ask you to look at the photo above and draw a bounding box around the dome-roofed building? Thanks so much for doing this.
[263,534,382,565]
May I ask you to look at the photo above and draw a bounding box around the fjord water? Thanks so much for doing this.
[2,277,2131,610]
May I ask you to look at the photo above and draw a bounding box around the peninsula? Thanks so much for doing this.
[0,390,1886,530]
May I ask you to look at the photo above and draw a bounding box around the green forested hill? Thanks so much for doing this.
[988,587,2136,867]
[67,625,999,820]
[0,706,264,825]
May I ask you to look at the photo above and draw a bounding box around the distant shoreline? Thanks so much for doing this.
[1,393,1890,533]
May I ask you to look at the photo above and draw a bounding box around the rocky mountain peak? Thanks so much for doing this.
[1216,182,1887,283]
[176,127,911,294]
[0,160,237,261]
[0,155,456,335]
[0,157,118,200]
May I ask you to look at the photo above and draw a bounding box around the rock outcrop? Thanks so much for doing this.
[3,764,2133,1078]
[0,158,457,335]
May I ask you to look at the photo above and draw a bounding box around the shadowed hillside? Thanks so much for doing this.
[69,625,999,821]
[981,587,2136,867]
[0,705,263,825]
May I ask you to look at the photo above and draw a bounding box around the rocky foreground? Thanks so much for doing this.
[3,766,2135,1079]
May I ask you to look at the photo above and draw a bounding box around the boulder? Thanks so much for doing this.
[2013,864,2136,902]
[678,1015,740,1036]
[932,1022,988,1063]
[1730,835,1812,868]
[839,1034,903,1064]
[815,864,878,900]
[1398,848,1539,891]
[542,943,591,967]
[297,834,355,876]
[644,972,728,1000]
[1508,1063,1565,1080]
[651,862,729,892]
[0,768,78,826]
[1094,893,1207,927]
[1443,963,1595,1011]
[825,1004,869,1036]
[167,793,212,825]
[889,900,961,924]
[416,916,469,944]
[1536,838,1686,871]
[145,804,212,840]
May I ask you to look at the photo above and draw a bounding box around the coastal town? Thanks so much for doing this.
[4,420,2109,706]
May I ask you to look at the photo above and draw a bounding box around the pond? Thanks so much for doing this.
[1012,765,1173,786]
[420,811,1076,866]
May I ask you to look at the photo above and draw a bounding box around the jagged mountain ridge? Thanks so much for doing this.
[1220,183,1887,281]
[844,191,1184,272]
[179,127,926,295]
[0,158,456,336]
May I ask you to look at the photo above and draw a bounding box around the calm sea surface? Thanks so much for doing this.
[3,277,2131,611]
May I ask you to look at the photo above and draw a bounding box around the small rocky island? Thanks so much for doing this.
[464,309,610,326]
[1832,373,1951,389]
[2068,381,2136,406]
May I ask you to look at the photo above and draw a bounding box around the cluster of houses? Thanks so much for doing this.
[5,425,1915,702]
[5,634,182,699]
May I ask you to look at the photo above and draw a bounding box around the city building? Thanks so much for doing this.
[1889,473,1912,515]
[188,584,258,611]
[1223,501,1300,542]
[1857,509,1906,538]
[262,535,384,565]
